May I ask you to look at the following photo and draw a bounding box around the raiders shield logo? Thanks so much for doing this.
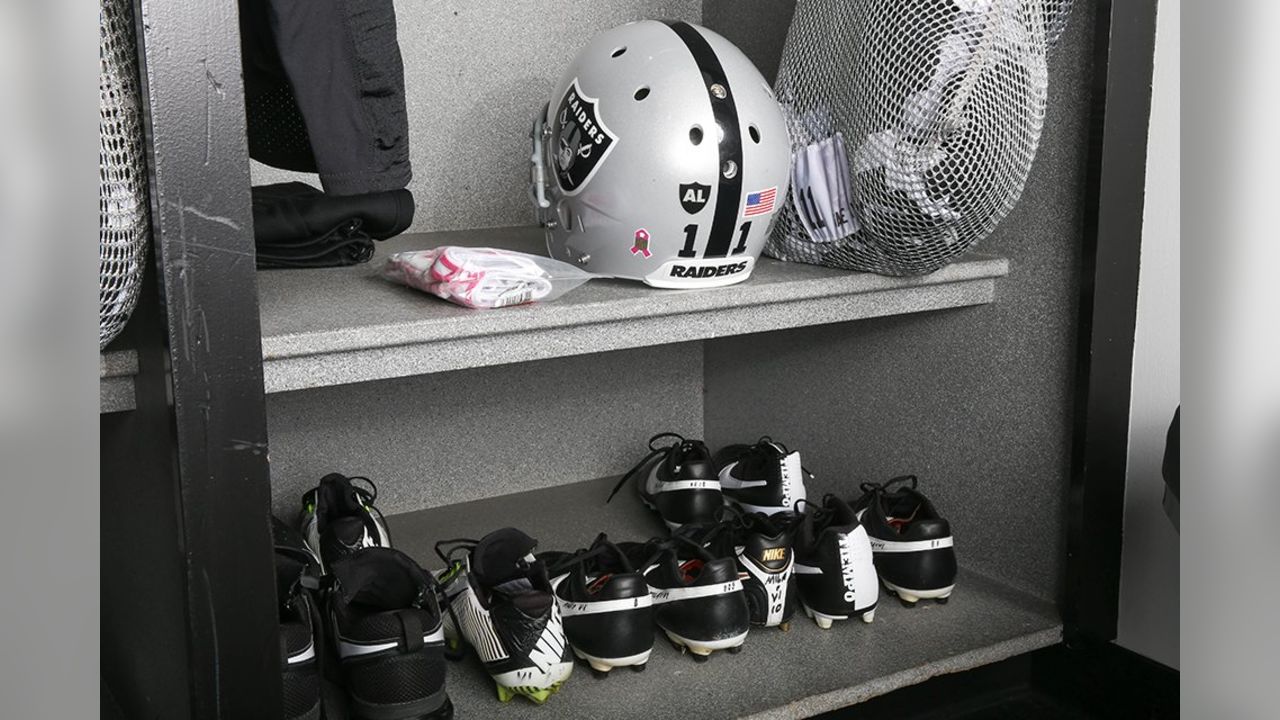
[679,182,711,214]
[553,79,617,195]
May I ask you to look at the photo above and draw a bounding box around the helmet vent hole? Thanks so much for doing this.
[633,86,650,101]
[611,46,627,58]
[749,124,761,144]
[689,126,704,145]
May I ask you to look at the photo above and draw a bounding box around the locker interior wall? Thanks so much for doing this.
[266,343,704,517]
[700,0,1098,603]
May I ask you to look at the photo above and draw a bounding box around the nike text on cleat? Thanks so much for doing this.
[852,475,958,606]
[677,506,800,629]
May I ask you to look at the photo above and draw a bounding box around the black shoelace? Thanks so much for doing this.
[858,474,918,496]
[730,436,817,482]
[606,432,698,503]
[544,541,618,580]
[345,475,393,546]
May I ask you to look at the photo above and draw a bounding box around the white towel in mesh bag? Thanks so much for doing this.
[767,0,1072,276]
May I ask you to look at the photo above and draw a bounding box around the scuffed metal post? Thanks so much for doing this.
[130,0,279,715]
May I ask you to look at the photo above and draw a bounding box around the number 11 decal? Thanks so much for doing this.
[733,221,752,255]
[680,221,753,257]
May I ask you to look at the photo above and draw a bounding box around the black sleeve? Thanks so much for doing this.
[239,0,412,195]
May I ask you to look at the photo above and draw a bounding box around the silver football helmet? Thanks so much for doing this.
[530,20,791,289]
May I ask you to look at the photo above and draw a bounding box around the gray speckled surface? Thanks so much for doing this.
[384,475,1061,720]
[99,350,137,413]
[250,0,702,233]
[265,344,703,517]
[257,227,1006,393]
[702,0,795,83]
[703,2,1097,604]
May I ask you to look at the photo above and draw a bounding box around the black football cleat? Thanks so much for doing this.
[852,475,957,606]
[713,437,810,516]
[328,547,452,720]
[539,533,654,676]
[607,432,723,531]
[791,495,879,627]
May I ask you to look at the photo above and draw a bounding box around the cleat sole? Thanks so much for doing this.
[495,681,565,705]
[882,579,956,604]
[662,628,747,660]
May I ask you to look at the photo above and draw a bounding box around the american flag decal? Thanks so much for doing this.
[744,187,777,217]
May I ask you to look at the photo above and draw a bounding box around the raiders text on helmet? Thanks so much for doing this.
[530,20,791,289]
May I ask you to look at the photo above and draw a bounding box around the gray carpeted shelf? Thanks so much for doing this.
[386,475,1061,720]
[100,350,137,413]
[99,227,1008,410]
[256,227,1008,393]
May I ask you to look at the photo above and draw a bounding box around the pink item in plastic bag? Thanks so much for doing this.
[383,246,592,309]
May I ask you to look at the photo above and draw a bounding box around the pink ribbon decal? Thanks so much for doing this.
[631,228,652,258]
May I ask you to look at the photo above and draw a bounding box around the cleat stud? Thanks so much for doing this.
[588,660,613,677]
[862,609,876,623]
[727,644,743,654]
[779,621,791,632]
[935,595,950,605]
[691,652,710,663]
[815,616,833,629]
[629,662,647,673]
[496,685,514,703]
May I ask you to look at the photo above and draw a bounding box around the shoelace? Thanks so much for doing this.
[430,537,482,662]
[629,533,717,572]
[345,475,393,545]
[731,436,817,482]
[858,474,919,496]
[543,535,630,580]
[606,432,698,503]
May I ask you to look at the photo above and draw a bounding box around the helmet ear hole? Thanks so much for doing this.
[611,46,627,58]
[748,124,761,144]
[634,86,651,101]
[689,126,704,145]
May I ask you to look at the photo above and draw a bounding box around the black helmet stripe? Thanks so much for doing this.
[664,21,743,259]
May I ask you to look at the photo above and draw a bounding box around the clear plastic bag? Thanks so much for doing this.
[383,246,593,309]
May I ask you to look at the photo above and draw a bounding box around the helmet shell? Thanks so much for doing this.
[538,20,791,288]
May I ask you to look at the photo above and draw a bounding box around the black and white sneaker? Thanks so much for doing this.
[539,533,654,677]
[791,495,879,628]
[328,547,452,720]
[713,437,809,516]
[299,473,392,570]
[435,529,573,704]
[679,508,799,631]
[272,517,323,720]
[622,536,750,661]
[607,432,722,531]
[852,476,958,606]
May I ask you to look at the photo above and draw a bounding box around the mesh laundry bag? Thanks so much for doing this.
[766,0,1072,276]
[99,0,151,347]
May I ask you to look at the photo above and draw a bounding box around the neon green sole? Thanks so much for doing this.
[495,680,566,705]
